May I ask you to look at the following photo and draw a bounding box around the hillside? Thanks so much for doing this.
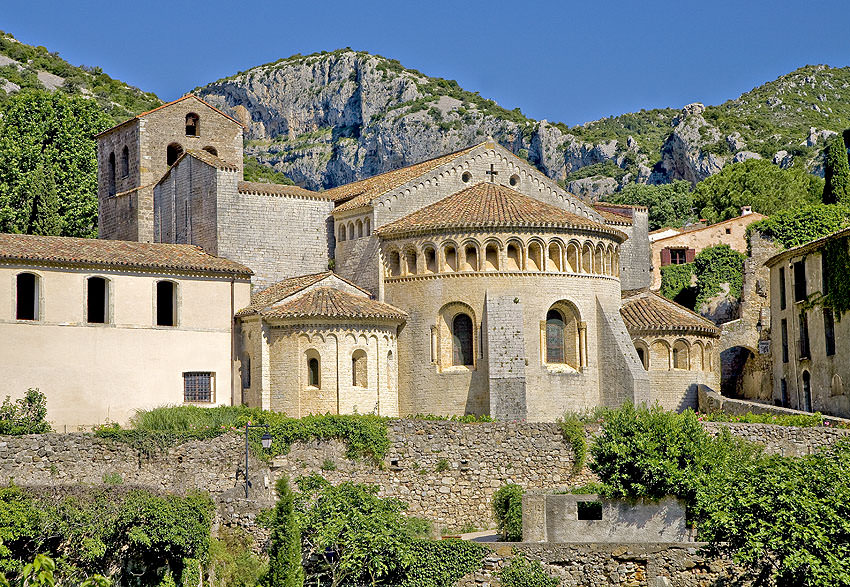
[0,31,161,122]
[197,51,850,196]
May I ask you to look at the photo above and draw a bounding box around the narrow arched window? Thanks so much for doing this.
[424,247,437,273]
[357,220,363,238]
[802,371,812,412]
[352,350,367,387]
[546,309,565,363]
[155,281,176,326]
[167,143,184,166]
[86,276,109,324]
[202,146,218,157]
[673,341,689,370]
[121,146,130,178]
[452,313,474,366]
[485,243,499,271]
[308,357,320,388]
[338,224,346,242]
[108,152,116,196]
[365,217,371,236]
[16,273,39,321]
[506,242,521,270]
[388,251,401,277]
[185,113,199,136]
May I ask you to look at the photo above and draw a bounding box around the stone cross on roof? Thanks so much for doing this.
[486,163,499,182]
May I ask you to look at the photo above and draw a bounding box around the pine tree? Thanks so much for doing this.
[823,133,850,204]
[26,164,62,236]
[262,476,304,587]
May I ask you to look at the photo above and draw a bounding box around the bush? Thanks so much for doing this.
[659,263,696,307]
[499,554,559,587]
[557,414,587,473]
[748,203,850,249]
[697,411,827,427]
[399,539,487,587]
[262,477,303,587]
[693,244,746,308]
[0,390,50,435]
[492,484,523,541]
[207,528,266,587]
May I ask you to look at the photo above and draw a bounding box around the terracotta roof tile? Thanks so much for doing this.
[592,203,637,225]
[237,272,334,316]
[620,289,719,336]
[237,181,328,200]
[0,233,252,276]
[375,182,625,239]
[183,149,239,171]
[95,94,244,138]
[328,144,480,212]
[262,287,406,321]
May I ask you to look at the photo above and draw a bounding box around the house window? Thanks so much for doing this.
[824,307,836,356]
[577,501,603,521]
[670,248,687,265]
[781,319,788,363]
[352,350,367,387]
[778,267,786,311]
[780,378,788,407]
[155,281,177,326]
[183,372,214,402]
[725,228,731,235]
[121,146,130,178]
[166,142,184,166]
[452,313,474,366]
[546,309,566,363]
[672,340,689,370]
[242,355,251,389]
[798,312,810,359]
[185,113,199,136]
[802,370,812,412]
[793,260,806,302]
[307,356,320,388]
[16,273,39,321]
[108,152,116,196]
[86,276,108,324]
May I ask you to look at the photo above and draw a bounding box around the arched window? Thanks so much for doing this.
[802,371,812,412]
[121,146,130,178]
[356,220,363,238]
[388,251,401,277]
[86,276,109,324]
[594,244,604,275]
[485,243,499,271]
[566,243,580,273]
[606,245,615,276]
[352,350,367,387]
[443,244,457,272]
[424,247,437,273]
[506,242,522,271]
[672,340,689,369]
[307,355,321,388]
[650,340,670,370]
[338,224,346,242]
[365,217,371,236]
[452,313,474,366]
[528,242,543,271]
[548,242,563,272]
[581,243,593,273]
[705,343,713,371]
[692,341,704,371]
[202,146,218,157]
[166,143,184,166]
[403,249,417,275]
[108,152,116,196]
[155,281,177,326]
[16,273,39,321]
[387,350,394,392]
[546,309,566,363]
[831,374,844,397]
[636,347,646,369]
[185,113,199,136]
[463,244,478,271]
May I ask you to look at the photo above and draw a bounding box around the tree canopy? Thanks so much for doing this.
[607,180,695,230]
[822,134,850,205]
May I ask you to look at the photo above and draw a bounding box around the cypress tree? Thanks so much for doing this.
[26,164,62,236]
[823,133,850,204]
[262,476,304,587]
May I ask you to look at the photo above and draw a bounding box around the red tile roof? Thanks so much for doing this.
[261,287,406,321]
[620,289,719,336]
[238,271,337,316]
[0,233,252,276]
[237,181,328,200]
[375,182,626,239]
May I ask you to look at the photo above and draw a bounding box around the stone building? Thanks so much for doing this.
[621,289,720,411]
[649,207,766,289]
[0,233,251,427]
[766,228,850,418]
[84,94,724,421]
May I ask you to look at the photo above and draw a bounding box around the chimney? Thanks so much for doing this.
[741,206,753,216]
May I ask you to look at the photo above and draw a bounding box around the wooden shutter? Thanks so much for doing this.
[660,248,672,266]
[686,248,696,263]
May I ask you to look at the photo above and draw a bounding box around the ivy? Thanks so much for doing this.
[499,554,559,587]
[747,203,850,249]
[399,540,487,587]
[557,414,587,474]
[659,263,696,307]
[822,235,850,319]
[693,245,746,309]
[492,484,523,542]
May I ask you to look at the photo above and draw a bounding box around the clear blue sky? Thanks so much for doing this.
[5,1,850,126]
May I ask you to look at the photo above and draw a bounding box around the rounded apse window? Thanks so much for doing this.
[509,174,520,187]
[461,171,472,183]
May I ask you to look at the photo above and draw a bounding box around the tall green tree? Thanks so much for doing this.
[0,90,111,238]
[822,133,850,204]
[608,180,695,230]
[262,477,304,587]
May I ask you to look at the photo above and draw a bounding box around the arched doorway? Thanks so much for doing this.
[720,345,766,399]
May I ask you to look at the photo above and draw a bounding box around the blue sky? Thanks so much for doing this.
[5,1,850,126]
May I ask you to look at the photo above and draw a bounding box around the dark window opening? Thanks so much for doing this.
[183,372,213,402]
[202,146,218,157]
[452,313,474,366]
[121,146,130,178]
[636,347,647,370]
[87,277,108,324]
[308,357,320,387]
[824,308,836,356]
[781,319,789,363]
[242,355,251,389]
[780,378,788,407]
[546,309,566,363]
[156,281,176,326]
[670,248,687,265]
[577,501,603,521]
[108,152,116,196]
[799,312,810,359]
[185,113,199,136]
[802,371,812,412]
[16,273,38,320]
[166,143,184,166]
[793,261,807,302]
[779,267,786,311]
[725,227,731,235]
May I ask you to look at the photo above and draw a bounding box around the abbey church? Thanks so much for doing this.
[0,95,720,426]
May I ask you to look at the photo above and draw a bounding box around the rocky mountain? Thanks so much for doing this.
[197,51,850,196]
[0,31,160,122]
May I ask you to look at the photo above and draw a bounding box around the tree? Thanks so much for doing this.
[0,90,111,238]
[262,477,304,587]
[607,180,695,230]
[823,134,850,204]
[748,203,850,249]
[691,159,823,223]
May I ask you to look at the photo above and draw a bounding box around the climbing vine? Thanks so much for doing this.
[660,263,696,306]
[747,203,850,249]
[693,245,746,309]
[822,235,850,319]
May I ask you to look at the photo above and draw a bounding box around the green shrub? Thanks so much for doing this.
[557,414,587,474]
[0,390,51,435]
[659,263,696,307]
[499,554,559,587]
[399,539,487,587]
[748,203,850,249]
[207,528,266,587]
[693,244,746,308]
[262,477,303,587]
[492,484,523,541]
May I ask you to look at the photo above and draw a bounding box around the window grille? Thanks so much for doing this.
[183,372,214,403]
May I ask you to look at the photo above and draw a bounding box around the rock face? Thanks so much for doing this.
[197,54,850,190]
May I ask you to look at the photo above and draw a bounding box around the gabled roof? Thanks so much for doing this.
[593,202,637,226]
[260,287,407,321]
[620,289,720,337]
[375,182,626,240]
[652,212,766,245]
[327,143,480,212]
[0,233,252,277]
[237,181,329,200]
[237,271,371,317]
[95,94,244,138]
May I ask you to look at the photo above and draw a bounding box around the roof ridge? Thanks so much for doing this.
[95,94,244,137]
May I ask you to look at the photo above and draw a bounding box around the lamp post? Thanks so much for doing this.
[245,423,272,499]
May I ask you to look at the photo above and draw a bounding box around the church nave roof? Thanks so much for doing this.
[620,288,720,336]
